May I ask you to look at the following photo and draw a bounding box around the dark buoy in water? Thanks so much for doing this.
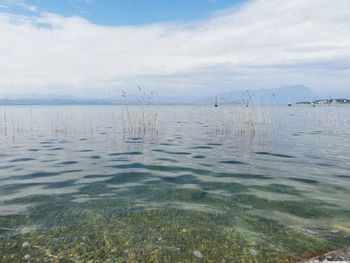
[288,96,292,107]
[214,96,218,107]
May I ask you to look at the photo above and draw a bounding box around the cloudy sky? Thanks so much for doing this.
[0,0,350,98]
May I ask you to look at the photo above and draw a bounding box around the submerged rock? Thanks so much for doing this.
[175,184,206,200]
[193,250,203,258]
[300,247,350,262]
[22,241,29,248]
[302,228,316,236]
[250,248,258,256]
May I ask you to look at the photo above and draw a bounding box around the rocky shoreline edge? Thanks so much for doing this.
[299,247,350,263]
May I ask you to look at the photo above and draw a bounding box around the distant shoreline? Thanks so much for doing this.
[0,98,349,106]
[297,98,350,105]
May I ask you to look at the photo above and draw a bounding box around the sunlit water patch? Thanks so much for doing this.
[0,105,350,262]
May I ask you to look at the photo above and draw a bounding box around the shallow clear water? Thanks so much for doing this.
[0,105,350,262]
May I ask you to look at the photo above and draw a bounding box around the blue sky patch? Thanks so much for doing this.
[1,0,245,25]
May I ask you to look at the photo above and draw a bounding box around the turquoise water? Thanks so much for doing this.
[0,105,350,262]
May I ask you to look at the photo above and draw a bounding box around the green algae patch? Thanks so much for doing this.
[1,204,345,263]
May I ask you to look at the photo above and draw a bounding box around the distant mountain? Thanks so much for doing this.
[0,96,197,105]
[0,85,317,105]
[213,85,317,105]
[0,98,116,105]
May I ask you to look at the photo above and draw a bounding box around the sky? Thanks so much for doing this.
[0,0,350,98]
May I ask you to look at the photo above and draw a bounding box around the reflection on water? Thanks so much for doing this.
[0,105,350,262]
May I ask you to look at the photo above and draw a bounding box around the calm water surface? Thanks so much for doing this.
[0,105,350,262]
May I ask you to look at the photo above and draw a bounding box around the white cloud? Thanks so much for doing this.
[0,0,350,97]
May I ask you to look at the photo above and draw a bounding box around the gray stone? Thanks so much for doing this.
[22,241,29,248]
[250,248,258,256]
[302,228,316,235]
[300,247,350,262]
[193,250,203,258]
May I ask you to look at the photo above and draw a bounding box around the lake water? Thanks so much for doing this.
[0,105,350,262]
